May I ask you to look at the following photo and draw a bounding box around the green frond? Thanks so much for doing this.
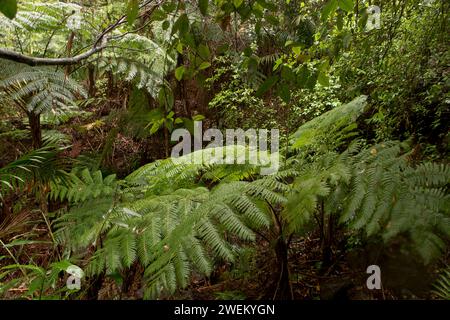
[433,268,450,300]
[290,95,367,150]
[49,168,116,203]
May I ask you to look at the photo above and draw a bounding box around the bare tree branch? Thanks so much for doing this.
[0,0,159,67]
[0,45,108,66]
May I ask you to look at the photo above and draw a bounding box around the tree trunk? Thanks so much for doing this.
[65,31,76,76]
[273,237,293,300]
[320,204,335,273]
[87,65,96,97]
[163,126,169,158]
[28,112,42,149]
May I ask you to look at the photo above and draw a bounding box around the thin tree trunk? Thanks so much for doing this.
[28,112,42,149]
[87,65,96,97]
[320,200,333,272]
[65,31,76,76]
[164,126,169,158]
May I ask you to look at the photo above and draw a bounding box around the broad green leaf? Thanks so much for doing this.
[281,66,295,82]
[273,58,282,71]
[305,71,318,89]
[237,5,252,20]
[0,0,17,19]
[150,121,162,135]
[296,65,310,87]
[243,47,253,57]
[162,20,170,30]
[321,0,338,21]
[256,0,276,11]
[233,0,244,8]
[176,42,184,54]
[318,72,330,87]
[126,0,139,26]
[256,75,279,97]
[192,114,205,121]
[339,0,354,13]
[266,15,279,25]
[198,44,211,61]
[175,66,185,81]
[173,13,189,36]
[198,61,211,70]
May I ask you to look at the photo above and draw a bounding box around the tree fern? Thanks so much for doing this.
[290,95,367,150]
[55,146,281,298]
[0,143,69,200]
[49,168,117,204]
[0,59,86,115]
[97,24,176,98]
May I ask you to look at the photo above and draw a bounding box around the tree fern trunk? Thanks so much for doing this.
[273,238,293,300]
[87,65,96,97]
[28,112,42,149]
[320,200,334,272]
[321,214,335,272]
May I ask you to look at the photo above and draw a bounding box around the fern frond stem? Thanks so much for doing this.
[38,209,61,261]
[253,229,270,243]
[0,239,29,281]
[43,13,71,58]
[269,202,283,236]
[93,185,121,248]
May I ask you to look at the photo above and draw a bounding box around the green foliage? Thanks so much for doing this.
[0,0,448,301]
[290,95,367,150]
[0,0,17,19]
[287,76,342,130]
[97,24,176,98]
[206,55,277,130]
[54,146,282,298]
[49,168,117,204]
[433,268,450,300]
[0,260,81,299]
[0,59,86,115]
[341,144,450,263]
[335,0,449,157]
[126,0,139,26]
[284,139,450,264]
[0,144,69,200]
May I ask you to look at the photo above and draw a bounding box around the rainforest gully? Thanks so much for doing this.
[0,0,448,303]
